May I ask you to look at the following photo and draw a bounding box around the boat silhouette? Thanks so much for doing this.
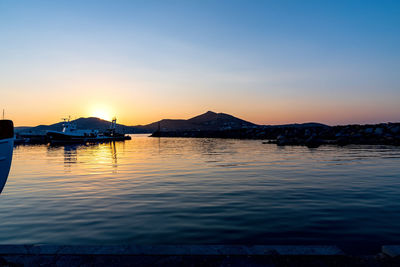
[47,117,131,144]
[0,120,14,193]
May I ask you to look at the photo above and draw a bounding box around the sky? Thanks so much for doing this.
[1,0,399,126]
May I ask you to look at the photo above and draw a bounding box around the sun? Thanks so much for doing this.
[90,106,112,121]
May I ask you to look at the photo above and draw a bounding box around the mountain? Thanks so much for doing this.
[15,111,328,135]
[14,126,33,132]
[135,111,258,132]
[17,117,148,134]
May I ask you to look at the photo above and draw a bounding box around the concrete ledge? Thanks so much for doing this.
[0,245,344,256]
[382,246,400,257]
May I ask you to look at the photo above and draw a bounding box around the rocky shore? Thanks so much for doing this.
[151,123,400,148]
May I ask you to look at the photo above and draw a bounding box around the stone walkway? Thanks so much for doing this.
[0,245,399,266]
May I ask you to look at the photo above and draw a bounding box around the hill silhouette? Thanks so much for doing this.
[16,117,145,134]
[135,111,258,132]
[15,111,328,134]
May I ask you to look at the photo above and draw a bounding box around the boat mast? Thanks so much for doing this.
[110,117,117,136]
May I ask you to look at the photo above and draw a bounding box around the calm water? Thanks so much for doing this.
[1,134,400,253]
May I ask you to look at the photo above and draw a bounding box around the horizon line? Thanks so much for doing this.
[11,113,400,128]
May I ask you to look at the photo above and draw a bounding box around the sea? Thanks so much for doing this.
[1,134,400,253]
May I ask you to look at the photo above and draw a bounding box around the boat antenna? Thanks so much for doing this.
[2,109,4,120]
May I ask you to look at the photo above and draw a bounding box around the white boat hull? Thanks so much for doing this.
[0,137,13,193]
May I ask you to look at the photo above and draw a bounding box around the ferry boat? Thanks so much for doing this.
[0,120,14,194]
[47,117,99,144]
[47,117,130,144]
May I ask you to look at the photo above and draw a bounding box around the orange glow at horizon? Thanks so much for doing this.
[7,104,400,128]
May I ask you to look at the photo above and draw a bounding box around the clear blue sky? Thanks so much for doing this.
[1,0,399,126]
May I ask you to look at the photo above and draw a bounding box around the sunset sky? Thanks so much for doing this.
[1,0,399,126]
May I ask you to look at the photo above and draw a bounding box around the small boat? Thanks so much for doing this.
[0,120,14,194]
[47,117,131,144]
[99,117,131,141]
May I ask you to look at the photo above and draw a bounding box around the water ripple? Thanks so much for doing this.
[1,136,400,253]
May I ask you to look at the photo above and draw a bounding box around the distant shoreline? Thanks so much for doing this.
[151,122,400,148]
[13,111,400,147]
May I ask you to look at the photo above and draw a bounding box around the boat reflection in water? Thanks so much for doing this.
[63,145,78,171]
[47,141,120,173]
